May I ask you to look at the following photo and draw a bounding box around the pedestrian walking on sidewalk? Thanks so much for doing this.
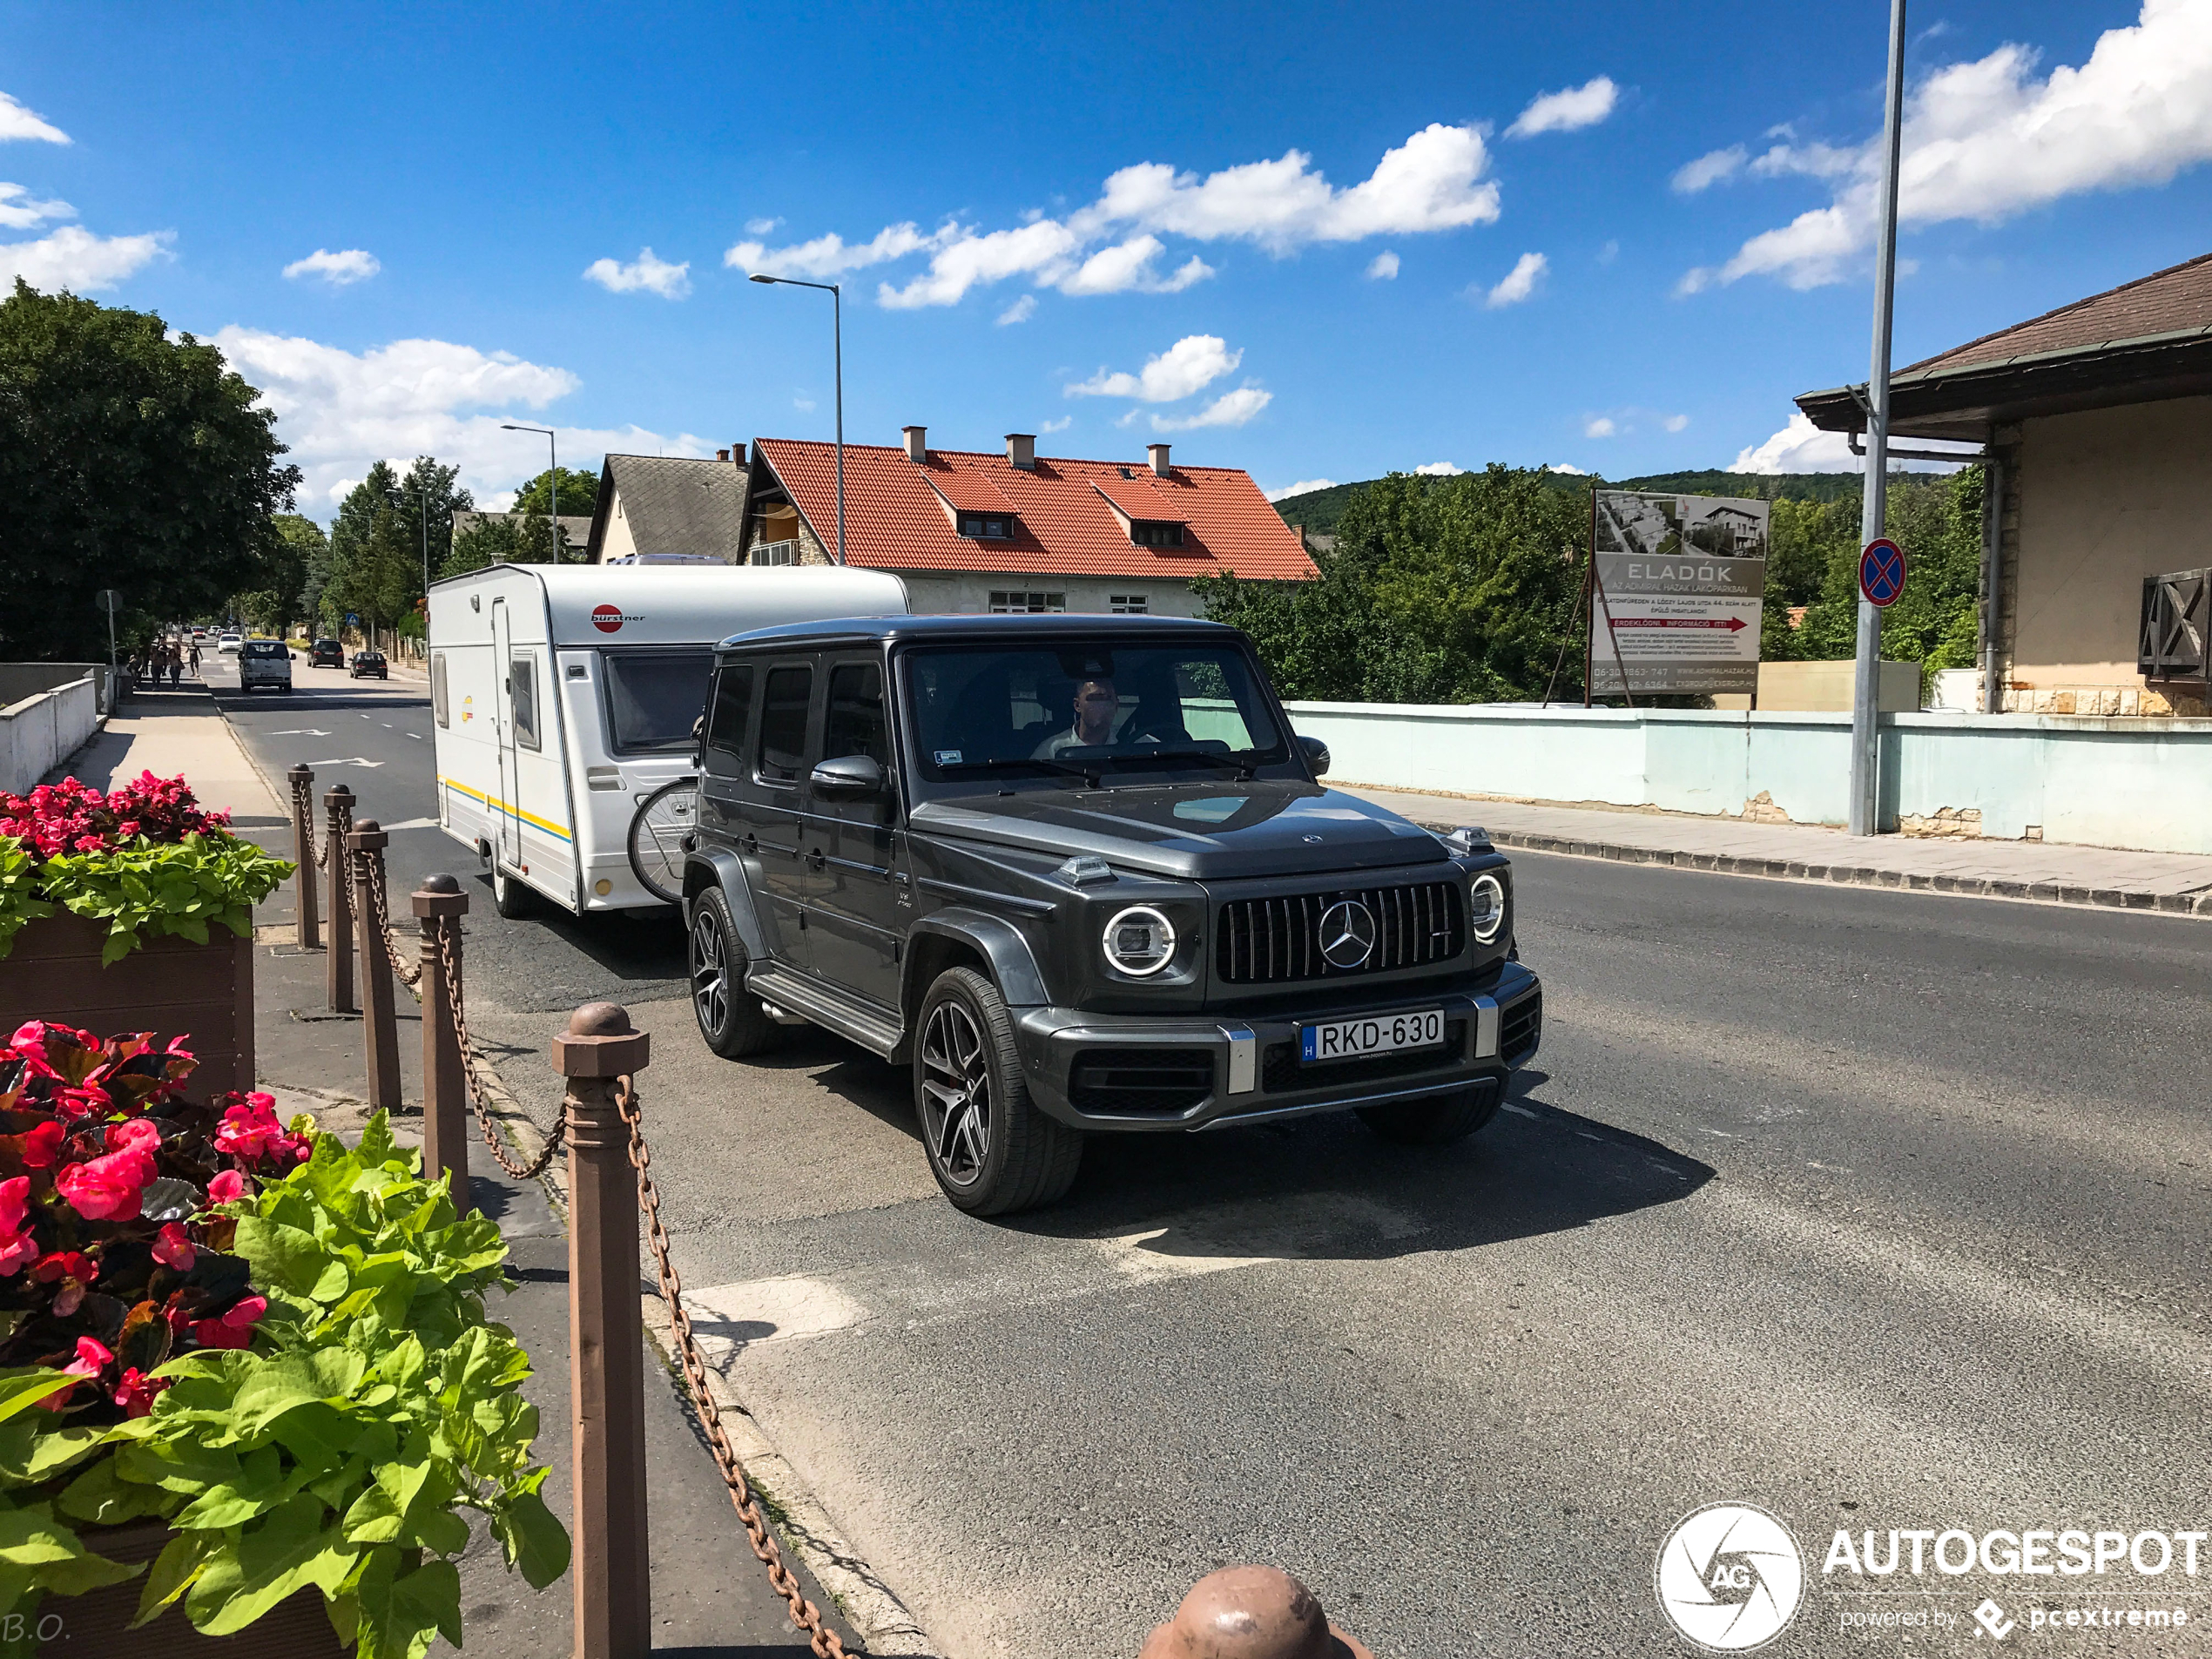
[167,654,181,690]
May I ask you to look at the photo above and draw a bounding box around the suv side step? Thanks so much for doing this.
[745,967,904,1059]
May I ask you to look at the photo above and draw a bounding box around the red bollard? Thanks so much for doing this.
[1140,1567,1374,1659]
[414,873,470,1209]
[349,819,400,1115]
[325,784,355,1015]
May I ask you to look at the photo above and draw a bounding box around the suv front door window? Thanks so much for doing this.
[807,657,903,1009]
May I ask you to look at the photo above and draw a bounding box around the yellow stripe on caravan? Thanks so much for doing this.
[438,777,574,843]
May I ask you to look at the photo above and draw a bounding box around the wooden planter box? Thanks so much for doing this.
[44,1521,345,1656]
[0,915,254,1098]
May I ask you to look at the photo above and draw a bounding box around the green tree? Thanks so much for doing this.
[1791,469,1985,682]
[230,514,320,636]
[441,507,570,578]
[511,465,597,518]
[0,280,300,660]
[395,455,473,589]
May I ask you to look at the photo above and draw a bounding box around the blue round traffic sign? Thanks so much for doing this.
[1859,538,1907,608]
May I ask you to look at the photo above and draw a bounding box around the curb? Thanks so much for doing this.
[1413,819,2212,920]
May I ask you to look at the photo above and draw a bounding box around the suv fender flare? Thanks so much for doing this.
[681,848,769,961]
[906,908,1049,1009]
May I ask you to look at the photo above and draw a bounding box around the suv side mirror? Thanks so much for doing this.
[1297,734,1331,777]
[810,753,884,794]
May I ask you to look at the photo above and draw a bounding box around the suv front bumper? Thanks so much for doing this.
[1014,960,1541,1132]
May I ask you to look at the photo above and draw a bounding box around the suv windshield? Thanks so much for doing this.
[603,648,713,752]
[904,639,1291,791]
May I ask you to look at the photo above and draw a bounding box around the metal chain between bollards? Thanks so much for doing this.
[434,920,565,1181]
[358,843,422,988]
[613,1076,855,1659]
[293,769,325,870]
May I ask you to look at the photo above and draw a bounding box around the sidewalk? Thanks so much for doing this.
[1340,784,2212,917]
[51,685,853,1656]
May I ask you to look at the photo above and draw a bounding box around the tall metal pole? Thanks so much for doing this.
[833,282,846,566]
[1849,0,1909,838]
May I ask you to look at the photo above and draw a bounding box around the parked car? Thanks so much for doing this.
[216,632,242,654]
[678,614,1541,1216]
[236,637,293,694]
[349,651,388,680]
[309,638,344,667]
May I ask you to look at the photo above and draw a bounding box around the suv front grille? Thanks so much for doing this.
[1068,1049,1215,1116]
[1500,989,1542,1066]
[1216,880,1465,984]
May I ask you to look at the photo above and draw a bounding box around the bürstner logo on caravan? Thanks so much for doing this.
[591,604,631,634]
[1656,1503,1804,1651]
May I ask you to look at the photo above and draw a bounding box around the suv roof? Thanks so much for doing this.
[717,613,1238,651]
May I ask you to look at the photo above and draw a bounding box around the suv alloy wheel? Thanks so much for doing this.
[687,888,782,1058]
[914,968,1082,1216]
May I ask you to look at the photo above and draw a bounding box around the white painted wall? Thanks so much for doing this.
[0,676,98,798]
[1284,699,2212,856]
[898,573,1203,617]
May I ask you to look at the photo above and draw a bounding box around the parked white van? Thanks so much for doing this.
[427,563,908,916]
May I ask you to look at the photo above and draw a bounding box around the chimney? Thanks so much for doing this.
[1147,442,1172,478]
[715,448,731,462]
[732,442,746,466]
[902,425,928,463]
[1006,433,1036,470]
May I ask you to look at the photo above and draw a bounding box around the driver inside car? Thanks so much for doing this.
[1032,675,1122,758]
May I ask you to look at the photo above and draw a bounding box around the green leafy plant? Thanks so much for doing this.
[0,844,51,960]
[37,833,293,965]
[0,1112,567,1657]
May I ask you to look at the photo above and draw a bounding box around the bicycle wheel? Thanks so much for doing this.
[626,777,698,906]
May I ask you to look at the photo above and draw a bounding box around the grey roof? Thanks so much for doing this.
[585,454,750,563]
[452,510,593,545]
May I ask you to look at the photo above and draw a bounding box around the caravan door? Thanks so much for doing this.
[490,597,520,873]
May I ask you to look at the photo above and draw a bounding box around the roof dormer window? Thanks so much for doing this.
[1130,521,1184,548]
[958,512,1013,540]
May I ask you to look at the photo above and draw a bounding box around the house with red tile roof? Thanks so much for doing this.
[736,427,1316,617]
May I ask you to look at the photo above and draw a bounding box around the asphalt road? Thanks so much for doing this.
[213,658,2212,1657]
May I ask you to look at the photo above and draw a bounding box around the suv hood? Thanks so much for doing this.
[909,781,1447,880]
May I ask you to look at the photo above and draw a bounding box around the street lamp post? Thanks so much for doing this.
[747,273,845,565]
[500,424,561,563]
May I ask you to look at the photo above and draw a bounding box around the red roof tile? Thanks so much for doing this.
[1904,250,2212,376]
[1092,473,1187,523]
[921,468,1015,515]
[750,439,1318,581]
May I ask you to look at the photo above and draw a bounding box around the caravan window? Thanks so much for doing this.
[509,655,541,751]
[602,649,713,753]
[431,652,449,728]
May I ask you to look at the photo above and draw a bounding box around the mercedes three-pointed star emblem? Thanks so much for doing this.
[1318,899,1376,968]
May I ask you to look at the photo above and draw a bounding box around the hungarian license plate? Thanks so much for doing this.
[1300,1008,1445,1063]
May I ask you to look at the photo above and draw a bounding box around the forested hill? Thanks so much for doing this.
[1272,467,1939,535]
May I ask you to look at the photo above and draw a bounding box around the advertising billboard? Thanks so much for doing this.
[1588,491,1770,697]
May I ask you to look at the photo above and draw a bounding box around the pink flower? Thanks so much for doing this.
[113,1367,169,1418]
[206,1169,247,1204]
[0,1177,34,1276]
[105,1118,159,1157]
[56,1144,156,1221]
[19,1121,63,1169]
[38,1336,113,1412]
[192,1294,265,1352]
[152,1223,195,1271]
[214,1096,306,1167]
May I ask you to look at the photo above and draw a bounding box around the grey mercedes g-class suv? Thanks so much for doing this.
[680,614,1541,1215]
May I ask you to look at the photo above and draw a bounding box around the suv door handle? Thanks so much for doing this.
[740,833,759,854]
[806,847,826,871]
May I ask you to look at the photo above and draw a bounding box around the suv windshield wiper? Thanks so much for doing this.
[1107,747,1260,780]
[941,755,1102,787]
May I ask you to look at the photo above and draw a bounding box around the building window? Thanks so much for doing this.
[958,512,1014,540]
[1130,521,1184,548]
[989,591,1065,613]
[751,539,799,566]
[1110,595,1149,614]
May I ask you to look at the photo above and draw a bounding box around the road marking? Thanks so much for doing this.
[266,728,332,737]
[682,1275,869,1363]
[305,755,386,768]
[379,817,438,831]
[406,732,423,740]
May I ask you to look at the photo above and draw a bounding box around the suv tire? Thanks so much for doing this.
[1358,1085,1499,1146]
[688,888,782,1058]
[490,862,536,920]
[915,968,1081,1217]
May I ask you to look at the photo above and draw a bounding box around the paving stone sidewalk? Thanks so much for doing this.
[1339,784,2212,918]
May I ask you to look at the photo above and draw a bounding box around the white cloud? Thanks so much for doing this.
[1672,145,1746,192]
[1685,2,2212,291]
[1507,76,1620,138]
[1663,413,1691,433]
[1728,412,1859,473]
[1038,415,1073,433]
[878,219,1079,308]
[793,394,816,413]
[583,246,690,298]
[0,183,71,230]
[1267,478,1339,501]
[996,293,1037,325]
[1584,416,1617,438]
[1150,386,1272,431]
[1055,234,1213,296]
[1413,461,1467,475]
[283,247,381,287]
[744,216,782,236]
[0,225,168,292]
[1484,251,1548,307]
[1066,334,1241,401]
[0,93,68,145]
[1547,462,1590,475]
[1366,250,1400,280]
[206,325,707,508]
[727,220,957,280]
[1597,239,1619,264]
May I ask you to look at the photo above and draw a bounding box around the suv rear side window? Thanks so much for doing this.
[755,664,813,785]
[706,664,755,761]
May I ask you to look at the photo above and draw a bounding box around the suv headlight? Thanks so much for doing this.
[1102,906,1177,976]
[1468,873,1507,944]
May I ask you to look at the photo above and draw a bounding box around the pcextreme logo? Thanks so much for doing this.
[1656,1503,1805,1652]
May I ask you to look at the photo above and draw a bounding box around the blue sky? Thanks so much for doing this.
[6,0,2210,516]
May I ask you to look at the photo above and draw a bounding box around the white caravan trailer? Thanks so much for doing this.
[428,563,908,915]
